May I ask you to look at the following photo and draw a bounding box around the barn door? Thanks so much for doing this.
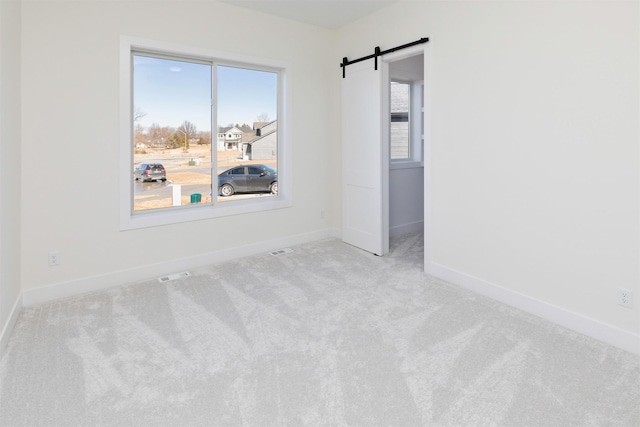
[341,59,389,256]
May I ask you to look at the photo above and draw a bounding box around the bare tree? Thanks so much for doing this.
[197,131,211,145]
[147,123,174,147]
[256,113,270,123]
[134,123,147,148]
[175,120,198,150]
[133,106,147,123]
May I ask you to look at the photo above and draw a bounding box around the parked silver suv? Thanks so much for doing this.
[134,163,167,182]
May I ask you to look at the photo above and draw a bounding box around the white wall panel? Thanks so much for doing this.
[0,0,23,349]
[339,1,639,339]
[19,1,338,292]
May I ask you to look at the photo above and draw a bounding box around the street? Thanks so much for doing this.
[133,147,277,210]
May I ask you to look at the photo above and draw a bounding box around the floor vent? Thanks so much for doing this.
[158,271,191,283]
[270,248,293,256]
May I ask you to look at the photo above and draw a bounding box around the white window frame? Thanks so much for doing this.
[119,36,292,230]
[390,80,412,161]
[390,80,424,170]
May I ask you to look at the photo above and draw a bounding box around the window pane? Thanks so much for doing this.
[390,81,410,160]
[216,65,278,201]
[132,55,212,211]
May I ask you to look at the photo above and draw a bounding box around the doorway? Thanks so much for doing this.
[341,44,429,267]
[387,54,425,240]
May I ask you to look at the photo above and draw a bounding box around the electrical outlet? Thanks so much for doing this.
[48,251,60,267]
[617,288,633,308]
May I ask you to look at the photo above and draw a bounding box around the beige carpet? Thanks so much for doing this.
[0,233,638,426]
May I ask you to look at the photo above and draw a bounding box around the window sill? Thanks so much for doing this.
[121,195,291,231]
[390,160,424,170]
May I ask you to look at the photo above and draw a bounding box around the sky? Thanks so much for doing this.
[133,55,278,132]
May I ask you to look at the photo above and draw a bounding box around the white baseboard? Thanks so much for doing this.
[22,228,340,307]
[427,260,640,355]
[0,293,22,356]
[390,220,424,237]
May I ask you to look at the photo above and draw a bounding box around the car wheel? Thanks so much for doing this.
[270,182,278,195]
[220,183,234,197]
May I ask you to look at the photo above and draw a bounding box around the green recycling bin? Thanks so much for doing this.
[190,193,202,203]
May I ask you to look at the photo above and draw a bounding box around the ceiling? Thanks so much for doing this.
[219,0,398,29]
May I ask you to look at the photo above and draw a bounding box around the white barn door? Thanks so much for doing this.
[341,60,389,256]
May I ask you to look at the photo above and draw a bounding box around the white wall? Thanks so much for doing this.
[389,166,424,237]
[339,1,639,341]
[19,1,338,294]
[0,0,23,348]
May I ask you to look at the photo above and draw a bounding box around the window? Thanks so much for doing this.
[390,81,410,160]
[120,37,291,230]
[132,55,212,211]
[389,80,423,165]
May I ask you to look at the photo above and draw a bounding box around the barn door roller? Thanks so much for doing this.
[340,37,428,78]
